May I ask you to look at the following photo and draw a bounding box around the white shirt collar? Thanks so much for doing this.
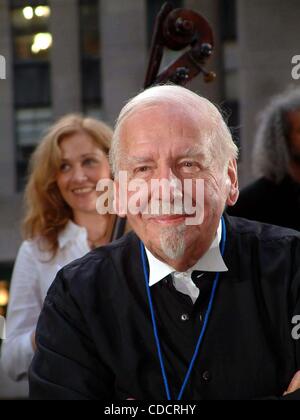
[145,220,228,287]
[58,221,88,249]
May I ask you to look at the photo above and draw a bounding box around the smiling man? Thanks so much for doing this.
[29,86,300,400]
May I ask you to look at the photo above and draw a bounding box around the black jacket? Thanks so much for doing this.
[227,176,300,231]
[29,216,300,400]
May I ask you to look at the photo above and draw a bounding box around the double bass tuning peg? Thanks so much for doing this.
[171,65,215,85]
[203,70,217,83]
[199,43,213,58]
[171,67,190,84]
[174,17,195,36]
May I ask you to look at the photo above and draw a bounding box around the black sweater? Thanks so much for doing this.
[227,176,300,231]
[29,215,300,400]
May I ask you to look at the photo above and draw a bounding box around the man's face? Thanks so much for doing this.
[287,110,300,183]
[116,102,237,270]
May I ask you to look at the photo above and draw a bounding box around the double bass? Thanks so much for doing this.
[112,1,216,241]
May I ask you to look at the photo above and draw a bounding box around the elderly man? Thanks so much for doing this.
[29,86,300,400]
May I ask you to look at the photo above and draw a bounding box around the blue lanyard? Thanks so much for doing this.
[140,216,227,400]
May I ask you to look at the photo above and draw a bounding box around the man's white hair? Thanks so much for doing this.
[110,85,238,177]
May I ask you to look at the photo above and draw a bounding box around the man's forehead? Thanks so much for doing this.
[120,104,210,144]
[123,101,207,125]
[123,130,209,157]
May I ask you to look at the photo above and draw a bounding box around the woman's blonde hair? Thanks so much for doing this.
[23,114,113,256]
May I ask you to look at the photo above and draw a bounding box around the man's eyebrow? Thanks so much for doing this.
[123,156,155,165]
[177,146,207,159]
[177,146,214,168]
[120,147,210,166]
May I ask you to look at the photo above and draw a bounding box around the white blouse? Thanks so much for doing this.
[1,221,90,382]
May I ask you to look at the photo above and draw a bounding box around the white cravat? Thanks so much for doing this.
[145,220,228,304]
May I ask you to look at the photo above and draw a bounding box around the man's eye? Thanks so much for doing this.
[179,161,202,174]
[181,161,198,169]
[136,166,150,173]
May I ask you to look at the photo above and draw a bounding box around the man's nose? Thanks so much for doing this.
[157,166,174,181]
[155,168,182,201]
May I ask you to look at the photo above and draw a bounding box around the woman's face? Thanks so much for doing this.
[56,131,111,215]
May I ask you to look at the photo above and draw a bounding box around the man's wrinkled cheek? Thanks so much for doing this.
[204,185,220,206]
[206,174,227,201]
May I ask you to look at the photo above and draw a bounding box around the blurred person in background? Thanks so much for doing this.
[228,89,300,231]
[1,114,114,384]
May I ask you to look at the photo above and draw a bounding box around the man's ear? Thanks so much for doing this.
[226,159,239,207]
[113,180,127,218]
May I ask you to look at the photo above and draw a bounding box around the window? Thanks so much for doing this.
[221,0,237,42]
[11,0,53,190]
[79,0,102,118]
[0,264,13,318]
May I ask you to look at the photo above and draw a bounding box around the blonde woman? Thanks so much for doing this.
[1,114,115,383]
